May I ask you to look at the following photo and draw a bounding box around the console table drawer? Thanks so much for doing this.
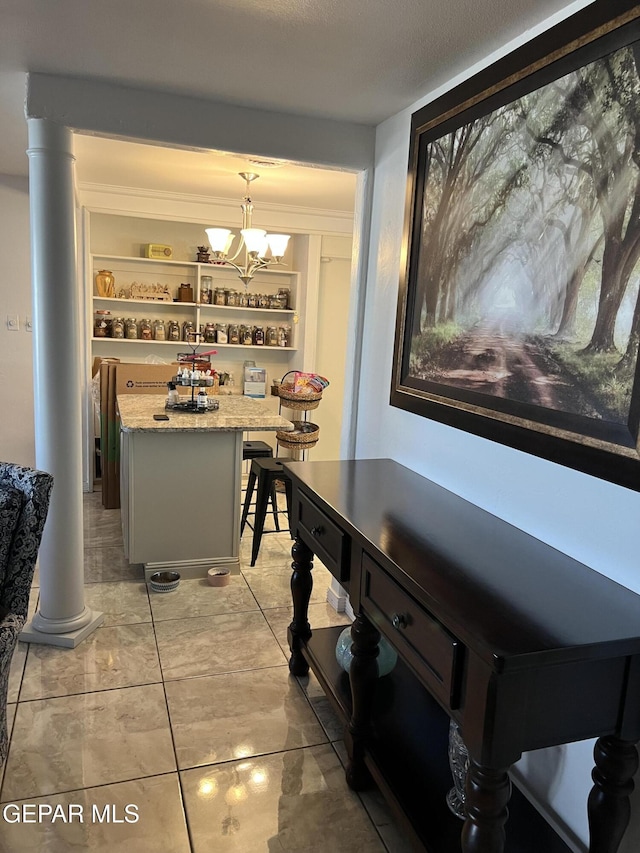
[297,491,347,581]
[361,553,462,710]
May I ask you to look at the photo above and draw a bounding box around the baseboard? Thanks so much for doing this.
[326,585,348,612]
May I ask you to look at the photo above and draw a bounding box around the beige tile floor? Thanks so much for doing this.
[0,491,413,852]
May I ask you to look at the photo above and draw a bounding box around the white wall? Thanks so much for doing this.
[354,5,640,851]
[0,175,35,466]
[312,236,353,461]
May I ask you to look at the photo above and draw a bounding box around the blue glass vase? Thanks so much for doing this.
[335,626,398,677]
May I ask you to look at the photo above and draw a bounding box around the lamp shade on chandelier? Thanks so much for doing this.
[205,172,291,287]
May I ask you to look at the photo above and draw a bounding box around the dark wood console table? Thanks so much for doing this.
[283,459,640,853]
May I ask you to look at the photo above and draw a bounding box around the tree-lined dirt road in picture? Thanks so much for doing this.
[413,327,614,420]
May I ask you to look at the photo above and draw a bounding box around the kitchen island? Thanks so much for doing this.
[118,394,293,579]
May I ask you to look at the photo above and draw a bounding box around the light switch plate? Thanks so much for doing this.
[25,316,33,332]
[6,314,19,331]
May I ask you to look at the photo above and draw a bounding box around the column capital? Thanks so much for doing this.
[27,118,75,160]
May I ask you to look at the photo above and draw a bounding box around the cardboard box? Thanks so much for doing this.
[99,361,120,509]
[98,361,179,508]
[92,356,120,378]
[115,363,179,395]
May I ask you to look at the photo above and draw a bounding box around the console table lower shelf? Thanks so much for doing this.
[302,626,572,853]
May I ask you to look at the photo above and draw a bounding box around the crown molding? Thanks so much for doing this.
[76,182,354,235]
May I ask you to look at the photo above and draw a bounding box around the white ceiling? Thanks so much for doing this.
[73,135,359,212]
[0,0,587,210]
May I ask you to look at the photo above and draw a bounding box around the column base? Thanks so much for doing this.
[19,608,105,648]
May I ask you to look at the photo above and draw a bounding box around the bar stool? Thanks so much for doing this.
[241,440,274,530]
[242,440,273,461]
[240,458,293,567]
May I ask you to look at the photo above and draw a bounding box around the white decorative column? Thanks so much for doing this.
[21,118,104,648]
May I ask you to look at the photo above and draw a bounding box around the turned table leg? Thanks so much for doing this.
[287,537,314,676]
[461,759,511,853]
[588,735,639,853]
[345,612,380,791]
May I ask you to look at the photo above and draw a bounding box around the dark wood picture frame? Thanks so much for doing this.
[391,1,640,491]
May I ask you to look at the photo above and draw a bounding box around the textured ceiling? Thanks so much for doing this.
[0,0,590,207]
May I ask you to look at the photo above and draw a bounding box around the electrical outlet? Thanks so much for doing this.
[25,316,33,332]
[6,314,19,331]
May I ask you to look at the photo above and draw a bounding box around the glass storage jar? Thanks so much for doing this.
[266,325,278,347]
[153,319,166,341]
[139,318,153,340]
[241,325,253,346]
[204,322,216,343]
[228,323,240,345]
[215,323,228,344]
[258,293,270,309]
[278,325,291,347]
[247,292,258,308]
[200,276,213,304]
[277,288,291,309]
[94,310,112,338]
[253,326,265,346]
[182,320,196,342]
[226,289,239,307]
[111,317,125,339]
[214,288,227,306]
[167,320,181,341]
[125,317,138,339]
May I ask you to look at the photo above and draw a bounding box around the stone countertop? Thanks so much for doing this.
[117,394,294,433]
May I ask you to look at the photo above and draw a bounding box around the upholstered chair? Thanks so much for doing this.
[0,462,53,765]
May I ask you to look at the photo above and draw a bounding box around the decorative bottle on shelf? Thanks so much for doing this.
[95,270,115,298]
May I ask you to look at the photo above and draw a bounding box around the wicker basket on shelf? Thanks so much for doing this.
[274,371,323,411]
[276,421,320,450]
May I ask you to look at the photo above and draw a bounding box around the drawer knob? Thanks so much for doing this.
[392,613,408,630]
[310,525,324,537]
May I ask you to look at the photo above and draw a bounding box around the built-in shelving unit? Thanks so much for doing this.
[90,253,300,353]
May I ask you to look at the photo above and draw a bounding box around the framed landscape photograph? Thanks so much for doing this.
[391,1,640,491]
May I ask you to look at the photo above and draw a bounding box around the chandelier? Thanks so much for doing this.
[205,172,291,287]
